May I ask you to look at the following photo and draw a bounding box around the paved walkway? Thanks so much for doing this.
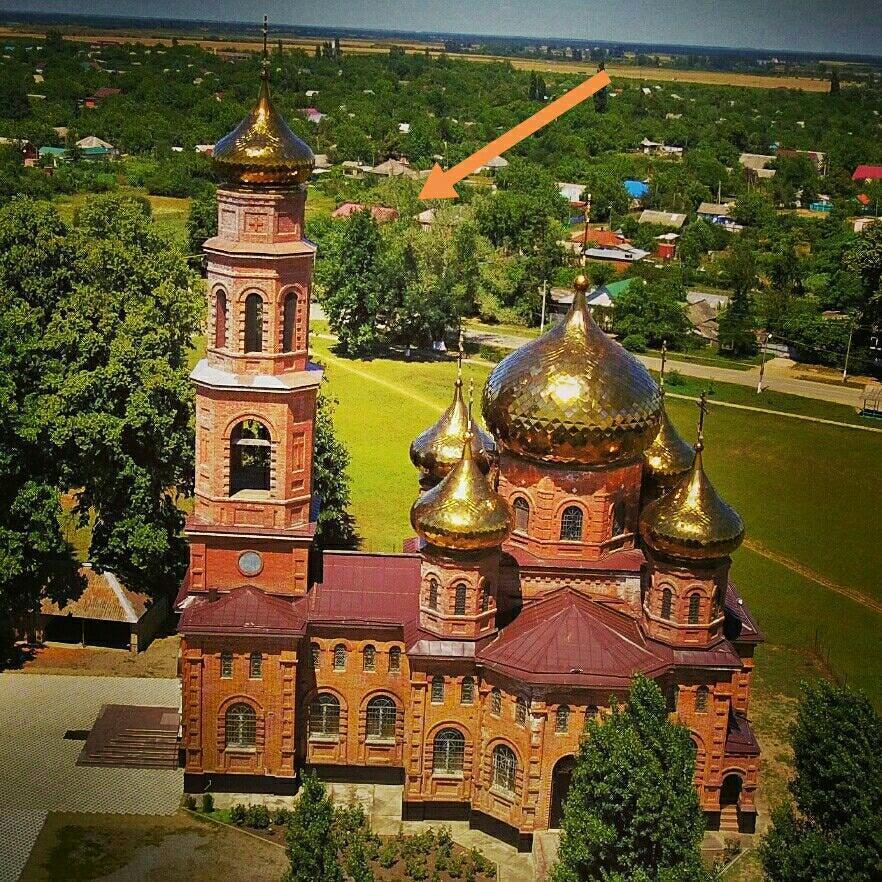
[0,673,183,882]
[464,329,868,409]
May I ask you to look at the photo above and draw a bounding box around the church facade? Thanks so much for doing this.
[176,67,762,851]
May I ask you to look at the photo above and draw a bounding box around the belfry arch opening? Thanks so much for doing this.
[244,292,264,353]
[282,291,297,352]
[230,419,271,496]
[214,290,227,349]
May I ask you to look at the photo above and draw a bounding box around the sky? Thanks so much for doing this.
[7,1,882,56]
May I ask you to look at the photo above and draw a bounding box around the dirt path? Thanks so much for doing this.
[743,538,882,615]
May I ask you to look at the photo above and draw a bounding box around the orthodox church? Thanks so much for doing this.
[176,61,762,850]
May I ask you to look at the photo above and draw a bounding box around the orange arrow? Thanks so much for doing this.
[419,69,611,200]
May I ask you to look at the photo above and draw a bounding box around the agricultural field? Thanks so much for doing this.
[309,330,882,708]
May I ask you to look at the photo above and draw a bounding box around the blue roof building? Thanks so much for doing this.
[624,179,649,200]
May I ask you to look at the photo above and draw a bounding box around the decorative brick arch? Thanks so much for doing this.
[211,284,229,350]
[216,695,265,753]
[484,736,524,798]
[426,721,474,779]
[359,689,405,744]
[555,500,587,541]
[238,287,268,353]
[225,415,278,496]
[278,284,307,352]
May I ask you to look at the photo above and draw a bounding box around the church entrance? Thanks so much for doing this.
[720,773,743,808]
[549,755,576,828]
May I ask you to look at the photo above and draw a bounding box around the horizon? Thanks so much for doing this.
[4,1,882,57]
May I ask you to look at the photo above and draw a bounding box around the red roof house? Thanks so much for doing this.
[852,165,882,182]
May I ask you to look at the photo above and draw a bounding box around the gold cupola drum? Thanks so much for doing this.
[482,275,662,468]
[213,22,314,189]
[410,336,495,488]
[639,395,744,561]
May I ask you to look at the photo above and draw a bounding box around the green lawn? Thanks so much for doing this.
[310,332,882,707]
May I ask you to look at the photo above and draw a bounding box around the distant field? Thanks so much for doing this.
[309,330,882,706]
[0,25,832,92]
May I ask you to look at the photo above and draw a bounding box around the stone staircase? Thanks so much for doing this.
[77,704,180,770]
[719,805,740,834]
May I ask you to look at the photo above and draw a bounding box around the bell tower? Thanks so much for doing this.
[185,36,320,598]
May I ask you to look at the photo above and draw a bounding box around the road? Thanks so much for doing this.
[464,328,868,409]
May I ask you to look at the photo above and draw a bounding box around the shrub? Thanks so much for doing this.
[245,804,271,829]
[273,807,292,826]
[230,803,247,826]
[201,792,214,813]
[470,848,493,875]
[622,333,647,352]
[404,854,429,881]
[378,840,399,868]
[666,369,686,387]
[436,826,454,856]
[364,832,381,861]
[447,853,465,879]
[183,794,197,810]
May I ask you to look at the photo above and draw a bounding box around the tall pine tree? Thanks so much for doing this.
[552,676,708,882]
[284,773,343,882]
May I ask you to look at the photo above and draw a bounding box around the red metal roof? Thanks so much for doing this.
[179,584,306,636]
[306,552,421,628]
[725,713,760,757]
[724,583,763,644]
[478,587,667,687]
[853,165,882,181]
[505,544,646,574]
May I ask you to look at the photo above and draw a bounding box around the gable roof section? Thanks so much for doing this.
[853,164,882,181]
[41,564,150,624]
[179,584,305,636]
[478,587,664,687]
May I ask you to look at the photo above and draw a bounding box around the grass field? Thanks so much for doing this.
[310,331,882,707]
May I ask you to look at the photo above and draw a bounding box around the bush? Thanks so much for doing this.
[183,794,197,811]
[470,847,493,875]
[245,804,271,829]
[437,827,454,856]
[273,807,292,826]
[230,803,247,826]
[666,369,686,387]
[378,840,399,868]
[201,792,214,813]
[447,853,466,879]
[622,333,648,352]
[404,854,429,881]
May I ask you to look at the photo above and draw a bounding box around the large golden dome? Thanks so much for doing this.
[482,277,662,467]
[410,372,495,487]
[644,405,694,478]
[213,72,314,189]
[639,443,744,561]
[411,439,511,552]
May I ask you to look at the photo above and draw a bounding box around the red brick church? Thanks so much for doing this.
[175,64,762,849]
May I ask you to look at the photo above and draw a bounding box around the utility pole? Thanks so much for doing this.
[717,180,722,204]
[540,280,548,333]
[842,317,856,384]
[757,332,771,393]
[608,202,613,231]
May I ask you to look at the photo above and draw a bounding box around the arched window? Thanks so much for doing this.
[433,728,465,775]
[220,651,233,678]
[560,505,584,541]
[490,688,502,717]
[492,744,517,794]
[513,497,529,532]
[428,578,439,611]
[333,644,346,670]
[282,291,297,352]
[661,587,673,620]
[481,586,490,613]
[515,697,528,726]
[460,676,475,705]
[388,646,401,673]
[688,592,701,625]
[695,686,710,714]
[214,290,227,349]
[249,651,262,679]
[225,703,256,749]
[363,644,376,672]
[555,705,570,733]
[431,675,445,704]
[365,696,397,740]
[309,693,340,737]
[230,420,271,496]
[454,584,467,616]
[667,686,679,713]
[311,642,321,669]
[612,499,627,536]
[244,292,264,353]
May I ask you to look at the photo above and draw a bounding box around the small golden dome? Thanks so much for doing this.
[410,369,495,486]
[639,444,744,560]
[213,72,314,189]
[644,405,694,478]
[482,284,662,467]
[411,439,511,552]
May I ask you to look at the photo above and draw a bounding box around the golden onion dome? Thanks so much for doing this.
[410,371,495,486]
[644,405,694,478]
[482,276,662,467]
[411,438,511,552]
[639,442,744,561]
[213,71,314,189]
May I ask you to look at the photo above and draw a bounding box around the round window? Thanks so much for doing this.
[238,551,263,577]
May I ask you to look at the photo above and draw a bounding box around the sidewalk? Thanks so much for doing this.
[464,329,867,409]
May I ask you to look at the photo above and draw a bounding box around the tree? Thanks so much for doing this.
[718,240,758,354]
[830,68,841,95]
[613,279,691,350]
[316,209,387,354]
[284,772,343,882]
[760,681,882,882]
[594,63,609,113]
[312,385,357,549]
[186,188,217,257]
[552,676,708,882]
[0,72,31,121]
[845,221,882,325]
